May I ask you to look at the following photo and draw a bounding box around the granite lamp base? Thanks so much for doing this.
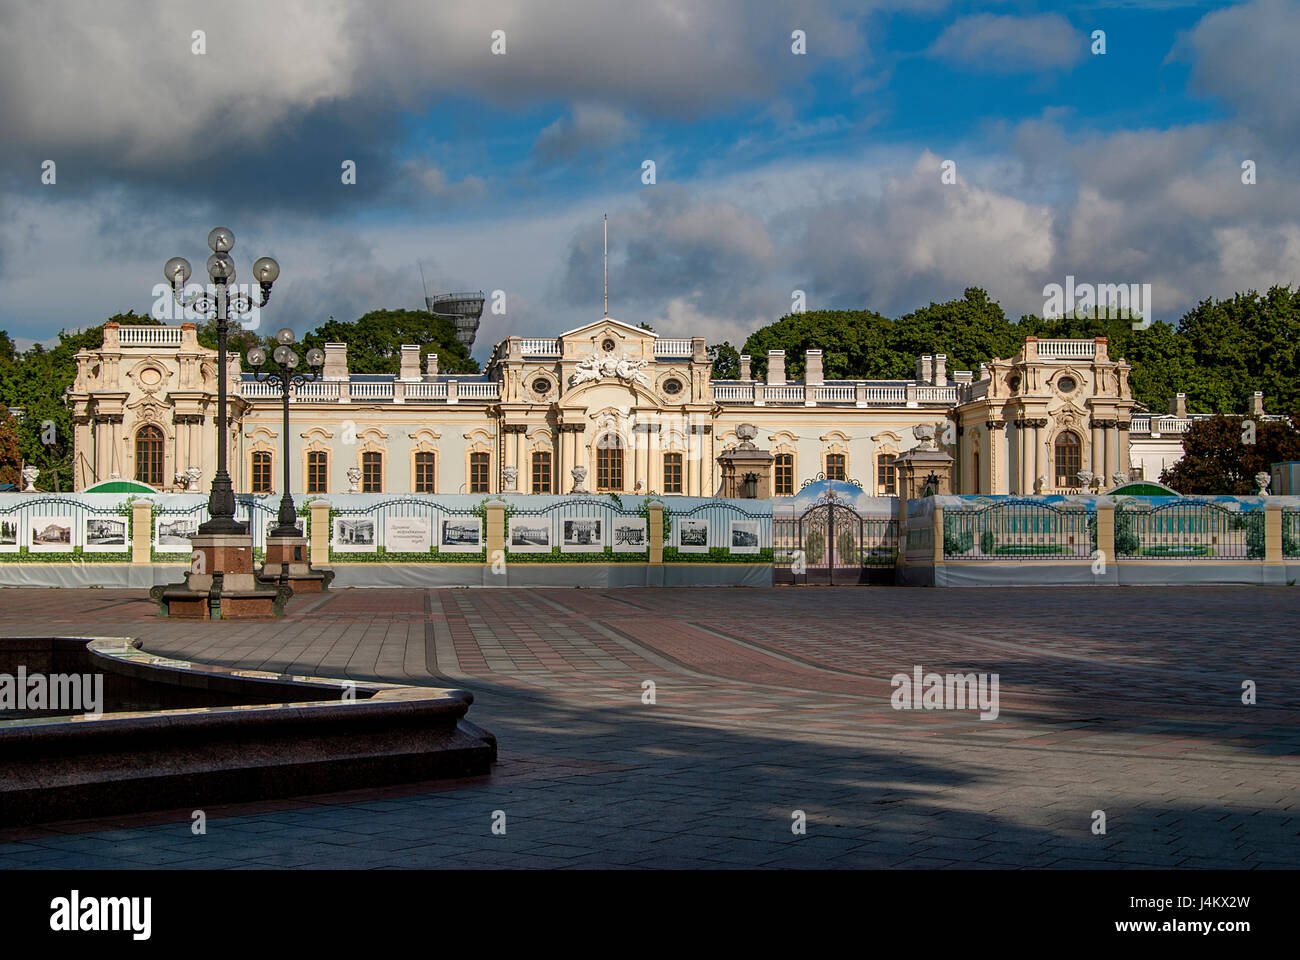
[257,536,335,593]
[150,533,291,619]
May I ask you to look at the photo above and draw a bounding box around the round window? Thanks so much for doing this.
[1007,375,1021,393]
[1057,376,1076,393]
[601,338,616,352]
[662,378,683,395]
[532,377,552,394]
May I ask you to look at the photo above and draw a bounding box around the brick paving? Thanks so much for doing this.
[0,585,1297,868]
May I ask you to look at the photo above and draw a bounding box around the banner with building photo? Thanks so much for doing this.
[611,518,648,552]
[83,514,129,552]
[154,515,199,551]
[439,517,482,553]
[677,518,709,553]
[29,515,76,552]
[508,517,552,553]
[729,519,761,555]
[0,516,19,552]
[560,517,603,552]
[332,516,377,553]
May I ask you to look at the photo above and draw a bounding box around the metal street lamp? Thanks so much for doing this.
[164,227,279,535]
[247,331,324,538]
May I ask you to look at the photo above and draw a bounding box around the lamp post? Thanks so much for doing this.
[247,331,324,538]
[163,227,279,535]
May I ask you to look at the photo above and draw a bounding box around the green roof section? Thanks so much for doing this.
[82,479,160,494]
[1107,480,1180,496]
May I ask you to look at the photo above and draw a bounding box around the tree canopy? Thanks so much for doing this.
[735,284,1299,418]
[300,309,478,375]
[1159,415,1300,495]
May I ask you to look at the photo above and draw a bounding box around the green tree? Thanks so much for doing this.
[0,311,159,491]
[708,340,740,379]
[1159,414,1300,494]
[0,411,21,489]
[300,309,478,375]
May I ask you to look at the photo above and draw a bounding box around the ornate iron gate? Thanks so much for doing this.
[774,489,897,585]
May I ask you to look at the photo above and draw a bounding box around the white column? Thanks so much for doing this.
[692,429,705,496]
[110,419,121,477]
[94,420,106,482]
[634,425,648,492]
[1031,423,1041,492]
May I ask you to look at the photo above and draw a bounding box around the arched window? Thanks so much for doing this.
[251,451,273,493]
[596,434,623,491]
[135,425,164,486]
[1054,431,1081,488]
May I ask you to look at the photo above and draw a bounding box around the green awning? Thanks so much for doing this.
[1107,480,1179,496]
[82,479,160,494]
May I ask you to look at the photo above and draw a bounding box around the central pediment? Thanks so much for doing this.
[558,315,656,345]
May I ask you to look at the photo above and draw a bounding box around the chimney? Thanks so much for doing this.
[953,370,973,384]
[425,353,439,379]
[1252,391,1265,416]
[399,344,420,381]
[977,363,989,382]
[916,355,932,383]
[933,354,947,385]
[1170,392,1186,417]
[804,349,824,386]
[323,342,348,381]
[767,350,786,385]
[738,355,751,381]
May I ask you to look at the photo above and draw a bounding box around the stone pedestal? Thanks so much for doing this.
[716,424,774,499]
[151,533,291,620]
[894,447,955,498]
[257,535,335,593]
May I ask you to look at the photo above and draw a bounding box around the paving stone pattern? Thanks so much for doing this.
[0,585,1296,869]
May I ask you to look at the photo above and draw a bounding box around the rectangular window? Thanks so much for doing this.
[415,452,435,493]
[597,438,623,492]
[531,451,552,493]
[252,452,272,493]
[877,456,896,495]
[362,451,382,493]
[307,451,328,494]
[826,453,846,481]
[470,452,490,493]
[774,454,793,496]
[663,453,683,494]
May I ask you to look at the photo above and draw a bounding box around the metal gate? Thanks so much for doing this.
[774,494,898,585]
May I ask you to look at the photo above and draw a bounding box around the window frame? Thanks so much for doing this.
[134,425,165,487]
[362,451,383,493]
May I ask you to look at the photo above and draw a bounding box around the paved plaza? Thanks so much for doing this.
[0,585,1296,869]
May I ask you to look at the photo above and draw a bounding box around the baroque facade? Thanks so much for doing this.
[68,317,1185,498]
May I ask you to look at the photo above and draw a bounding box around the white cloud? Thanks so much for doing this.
[0,0,867,169]
[928,14,1083,74]
[533,104,635,164]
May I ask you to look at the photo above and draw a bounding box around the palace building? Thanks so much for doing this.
[67,316,1218,498]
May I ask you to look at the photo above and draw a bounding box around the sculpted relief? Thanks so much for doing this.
[569,346,650,388]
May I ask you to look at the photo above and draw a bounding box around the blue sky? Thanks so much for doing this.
[1,0,1296,361]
